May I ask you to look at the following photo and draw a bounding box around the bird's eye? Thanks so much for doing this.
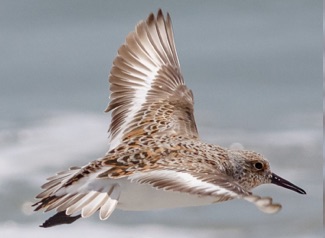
[254,162,264,170]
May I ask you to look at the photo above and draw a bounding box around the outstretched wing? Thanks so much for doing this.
[32,165,122,227]
[129,169,282,214]
[106,9,198,150]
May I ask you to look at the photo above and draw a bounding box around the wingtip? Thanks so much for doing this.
[157,9,164,18]
[147,9,169,24]
[146,11,155,24]
[166,12,171,23]
[244,195,282,214]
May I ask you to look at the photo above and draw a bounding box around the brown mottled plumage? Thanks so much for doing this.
[33,9,305,228]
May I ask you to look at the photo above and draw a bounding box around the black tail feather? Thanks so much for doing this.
[40,211,81,228]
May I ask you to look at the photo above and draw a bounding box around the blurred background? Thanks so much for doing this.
[0,1,322,237]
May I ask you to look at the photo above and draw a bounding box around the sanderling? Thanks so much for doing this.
[33,9,306,228]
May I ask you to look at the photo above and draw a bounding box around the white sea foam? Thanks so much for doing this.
[0,112,108,184]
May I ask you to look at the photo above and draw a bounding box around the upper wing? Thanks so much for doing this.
[105,9,198,150]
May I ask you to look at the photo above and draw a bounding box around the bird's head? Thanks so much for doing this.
[229,150,306,195]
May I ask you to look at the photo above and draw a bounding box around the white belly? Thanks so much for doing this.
[116,178,218,211]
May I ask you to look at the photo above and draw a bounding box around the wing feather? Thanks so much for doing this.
[33,164,122,223]
[106,10,198,150]
[129,170,245,200]
[81,192,108,218]
[99,185,120,220]
[129,169,281,213]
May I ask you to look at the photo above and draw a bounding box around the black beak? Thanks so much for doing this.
[271,173,306,194]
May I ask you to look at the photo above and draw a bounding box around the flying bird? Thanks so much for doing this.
[33,9,306,228]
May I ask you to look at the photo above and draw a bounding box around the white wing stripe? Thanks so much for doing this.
[129,170,238,197]
[107,11,181,150]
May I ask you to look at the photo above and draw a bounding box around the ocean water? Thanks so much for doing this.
[0,1,322,238]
